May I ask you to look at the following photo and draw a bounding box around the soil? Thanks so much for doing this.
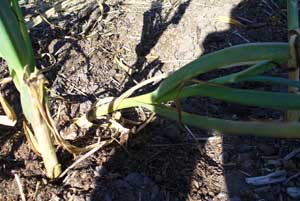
[1,0,300,201]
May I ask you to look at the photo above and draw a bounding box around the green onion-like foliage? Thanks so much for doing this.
[1,0,300,179]
[0,0,61,179]
[76,40,300,138]
[77,0,300,138]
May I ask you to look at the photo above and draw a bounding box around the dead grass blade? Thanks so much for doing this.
[59,139,112,178]
[14,173,26,201]
[0,91,16,127]
[23,119,40,156]
[26,0,90,29]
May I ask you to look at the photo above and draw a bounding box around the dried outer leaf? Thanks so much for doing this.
[26,0,88,29]
[0,77,18,127]
[74,114,94,129]
[59,139,113,178]
[286,28,300,121]
[75,97,114,128]
[23,71,100,157]
[23,119,40,155]
[21,76,61,178]
[1,1,61,179]
[215,16,245,28]
[0,77,12,85]
[22,71,104,178]
[75,74,167,128]
[105,119,130,135]
[0,92,16,126]
[114,56,135,75]
[96,0,104,21]
[44,100,99,154]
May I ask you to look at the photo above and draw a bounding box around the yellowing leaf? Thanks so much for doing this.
[215,16,245,28]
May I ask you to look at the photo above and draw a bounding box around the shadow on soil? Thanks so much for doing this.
[90,0,283,200]
[123,0,192,91]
